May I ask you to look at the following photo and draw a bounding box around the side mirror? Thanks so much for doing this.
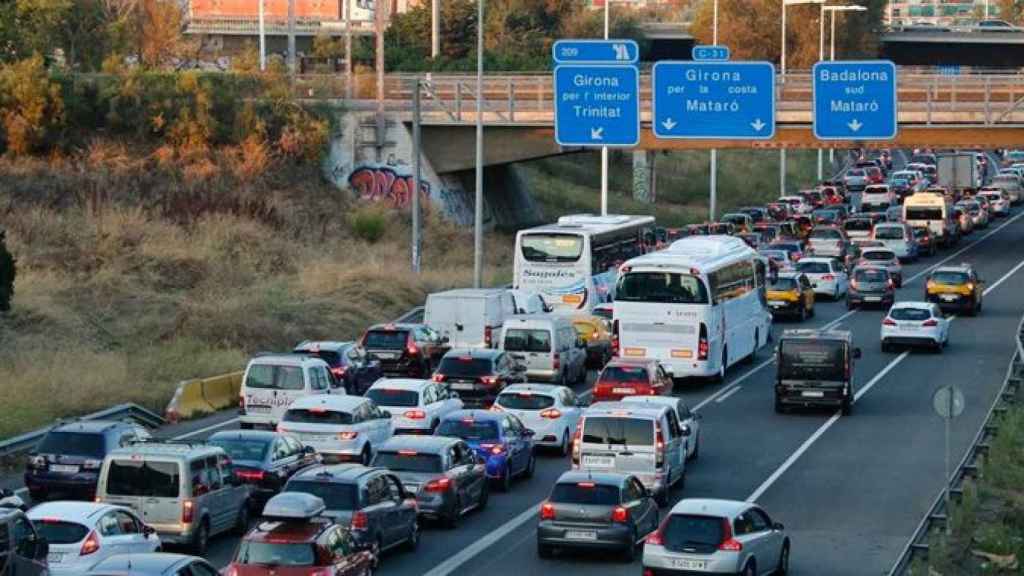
[441,336,450,344]
[773,521,785,531]
[382,410,392,419]
[523,429,536,438]
[576,399,589,408]
[304,445,316,455]
[681,425,692,437]
[143,524,157,537]
[853,347,862,359]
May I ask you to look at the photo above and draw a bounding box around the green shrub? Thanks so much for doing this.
[350,205,388,243]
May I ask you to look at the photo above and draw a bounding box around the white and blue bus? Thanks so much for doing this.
[612,235,772,381]
[513,214,657,313]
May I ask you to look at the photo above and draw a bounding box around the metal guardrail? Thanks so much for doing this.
[0,404,165,459]
[888,313,1024,575]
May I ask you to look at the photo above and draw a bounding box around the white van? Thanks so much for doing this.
[424,288,517,349]
[499,314,587,385]
[239,354,338,429]
[861,185,895,211]
[572,401,687,506]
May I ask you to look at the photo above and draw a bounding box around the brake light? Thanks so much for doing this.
[490,444,505,455]
[611,506,629,523]
[966,282,975,291]
[553,353,560,371]
[698,323,709,361]
[822,274,835,281]
[572,427,581,464]
[338,431,359,440]
[484,326,493,348]
[407,333,419,356]
[887,279,895,289]
[540,502,556,520]
[539,408,562,419]
[922,319,938,327]
[480,376,498,386]
[655,425,665,468]
[424,477,452,492]
[404,409,426,420]
[850,279,859,290]
[646,530,663,546]
[330,366,348,378]
[182,499,194,524]
[432,373,446,383]
[882,318,897,326]
[719,518,742,551]
[351,511,368,531]
[238,394,245,412]
[236,470,266,482]
[79,531,100,556]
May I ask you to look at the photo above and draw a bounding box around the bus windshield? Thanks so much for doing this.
[616,272,709,304]
[520,234,583,262]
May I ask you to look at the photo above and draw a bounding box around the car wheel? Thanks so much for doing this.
[537,542,554,559]
[745,330,758,364]
[842,396,853,416]
[881,341,890,353]
[775,542,791,575]
[558,430,570,457]
[498,467,512,492]
[934,339,943,354]
[621,528,638,563]
[405,521,420,551]
[799,305,807,322]
[239,422,254,430]
[774,397,786,414]
[711,348,727,384]
[444,497,461,529]
[28,489,47,503]
[477,481,490,510]
[370,537,383,569]
[654,485,669,507]
[742,560,757,576]
[846,299,855,310]
[191,520,209,556]
[524,453,536,479]
[690,432,700,461]
[809,304,815,318]
[361,445,372,466]
[833,286,839,301]
[234,502,250,535]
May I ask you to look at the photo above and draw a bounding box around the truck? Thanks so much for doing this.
[937,153,979,191]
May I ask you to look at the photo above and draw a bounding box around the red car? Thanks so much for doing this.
[225,493,377,576]
[592,358,673,402]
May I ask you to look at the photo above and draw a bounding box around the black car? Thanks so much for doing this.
[207,430,320,510]
[24,420,151,502]
[847,266,895,310]
[432,349,527,407]
[362,323,449,378]
[372,435,489,528]
[537,471,660,561]
[293,340,383,395]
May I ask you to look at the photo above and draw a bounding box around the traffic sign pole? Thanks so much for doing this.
[602,9,609,216]
[710,1,718,221]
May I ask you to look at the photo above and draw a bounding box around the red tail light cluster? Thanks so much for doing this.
[882,318,897,326]
[424,477,452,492]
[404,409,426,420]
[922,319,938,327]
[79,531,100,556]
[484,326,493,348]
[552,353,561,371]
[697,323,709,361]
[719,518,743,551]
[571,428,581,464]
[432,374,446,383]
[351,511,369,530]
[480,376,499,387]
[611,506,629,523]
[181,500,194,524]
[236,470,266,482]
[539,409,562,419]
[540,502,556,520]
[655,425,665,468]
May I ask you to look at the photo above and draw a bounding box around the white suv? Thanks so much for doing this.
[795,257,849,300]
[494,384,583,455]
[365,378,464,435]
[278,395,394,465]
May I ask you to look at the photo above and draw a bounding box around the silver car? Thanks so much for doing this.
[643,498,790,576]
[858,247,904,287]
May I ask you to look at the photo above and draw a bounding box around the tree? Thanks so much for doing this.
[0,229,14,312]
[138,0,189,68]
[0,54,65,154]
[312,33,347,60]
[16,0,111,70]
[997,0,1024,24]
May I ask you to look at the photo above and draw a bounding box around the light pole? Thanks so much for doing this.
[709,0,719,220]
[600,0,610,216]
[432,0,441,58]
[258,0,266,70]
[781,0,826,197]
[473,0,484,287]
[823,5,867,167]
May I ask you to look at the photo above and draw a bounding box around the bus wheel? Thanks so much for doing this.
[712,348,727,383]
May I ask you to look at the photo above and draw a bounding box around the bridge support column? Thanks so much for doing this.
[632,151,656,204]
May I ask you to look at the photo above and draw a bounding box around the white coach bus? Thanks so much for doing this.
[513,214,656,313]
[612,235,772,381]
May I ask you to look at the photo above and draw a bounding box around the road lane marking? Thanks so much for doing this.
[715,386,743,403]
[421,505,539,576]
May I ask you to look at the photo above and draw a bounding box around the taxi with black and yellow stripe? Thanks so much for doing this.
[925,264,984,316]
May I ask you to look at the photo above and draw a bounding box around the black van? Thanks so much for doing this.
[774,329,861,415]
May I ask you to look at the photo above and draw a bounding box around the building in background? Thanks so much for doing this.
[886,0,1001,28]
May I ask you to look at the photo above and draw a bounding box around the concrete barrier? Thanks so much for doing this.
[165,371,244,423]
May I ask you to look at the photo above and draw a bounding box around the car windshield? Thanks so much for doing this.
[931,271,970,285]
[285,480,358,510]
[36,432,105,458]
[661,514,725,553]
[372,451,443,473]
[520,233,583,262]
[759,250,788,261]
[283,409,353,425]
[874,227,904,240]
[797,262,831,274]
[863,251,895,261]
[364,330,408,350]
[778,339,846,381]
[855,269,888,282]
[437,356,493,377]
[890,307,932,321]
[365,388,420,408]
[503,329,552,353]
[581,417,653,446]
[496,392,556,410]
[768,277,798,291]
[436,419,500,441]
[106,459,180,498]
[809,229,841,240]
[236,541,317,566]
[550,483,621,506]
[245,364,305,391]
[616,272,709,304]
[844,219,872,231]
[31,520,89,544]
[209,438,270,463]
[599,365,649,383]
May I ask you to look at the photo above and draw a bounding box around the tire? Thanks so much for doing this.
[404,522,420,551]
[654,486,669,507]
[775,542,791,575]
[524,453,536,479]
[847,299,855,311]
[809,304,816,318]
[711,348,727,384]
[233,502,250,536]
[775,397,786,414]
[559,430,570,457]
[28,489,47,503]
[498,467,512,492]
[881,341,890,353]
[443,497,461,529]
[369,537,383,569]
[191,520,209,556]
[798,305,807,322]
[742,560,757,576]
[477,481,490,511]
[934,339,943,354]
[537,542,554,559]
[841,396,853,416]
[360,445,372,466]
[745,331,759,364]
[833,286,839,301]
[688,432,700,462]
[621,529,638,563]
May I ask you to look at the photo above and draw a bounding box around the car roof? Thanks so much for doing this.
[88,553,194,575]
[289,395,369,411]
[108,442,223,459]
[293,341,354,353]
[501,383,567,396]
[555,470,631,487]
[933,264,973,274]
[861,246,895,254]
[604,358,658,369]
[245,518,333,544]
[796,257,836,264]
[619,396,683,410]
[28,502,123,524]
[585,401,667,418]
[669,498,751,518]
[780,328,853,342]
[443,348,502,359]
[773,272,803,280]
[379,435,461,453]
[292,463,384,483]
[366,323,423,331]
[208,429,280,443]
[443,409,505,423]
[369,378,432,392]
[889,301,934,310]
[50,420,132,435]
[249,354,327,367]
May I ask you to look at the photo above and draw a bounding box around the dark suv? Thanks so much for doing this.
[432,349,527,407]
[0,507,49,576]
[293,340,383,395]
[362,323,449,378]
[24,420,150,502]
[847,266,896,310]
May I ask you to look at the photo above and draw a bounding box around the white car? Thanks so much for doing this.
[365,378,464,434]
[493,383,583,455]
[881,302,950,353]
[620,395,702,461]
[978,189,1011,217]
[795,257,849,300]
[778,195,811,215]
[28,502,161,576]
[277,395,394,465]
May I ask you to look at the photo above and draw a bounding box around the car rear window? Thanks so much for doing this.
[293,349,341,366]
[372,451,443,473]
[283,409,353,425]
[616,272,710,305]
[661,514,725,553]
[847,169,865,177]
[550,482,621,506]
[796,262,830,274]
[496,392,556,410]
[855,268,888,282]
[36,432,105,458]
[236,541,317,566]
[599,365,650,383]
[863,250,895,261]
[106,459,180,498]
[809,228,841,240]
[364,330,408,350]
[503,329,552,353]
[209,438,270,463]
[890,308,932,321]
[436,419,499,441]
[245,364,305,391]
[366,388,420,408]
[874,226,904,240]
[438,356,493,377]
[931,271,970,285]
[778,339,846,382]
[844,219,873,231]
[31,520,89,544]
[581,417,653,446]
[284,480,358,511]
[768,277,798,291]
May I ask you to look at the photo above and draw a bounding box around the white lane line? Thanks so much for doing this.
[172,417,241,439]
[692,359,772,412]
[421,505,539,576]
[715,386,743,404]
[746,251,1024,504]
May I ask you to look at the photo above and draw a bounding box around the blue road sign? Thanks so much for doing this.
[552,40,639,64]
[652,61,775,139]
[813,60,898,140]
[692,45,730,61]
[555,65,639,147]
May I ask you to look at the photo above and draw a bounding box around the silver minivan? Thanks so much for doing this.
[572,402,687,506]
[96,443,251,555]
[872,222,917,262]
[500,314,587,386]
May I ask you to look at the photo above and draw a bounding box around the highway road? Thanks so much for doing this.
[6,155,1024,576]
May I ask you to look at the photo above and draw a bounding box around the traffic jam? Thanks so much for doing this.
[3,148,1022,576]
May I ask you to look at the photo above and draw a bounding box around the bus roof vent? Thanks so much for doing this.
[557,214,632,226]
[668,235,748,257]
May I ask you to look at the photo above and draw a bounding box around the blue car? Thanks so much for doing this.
[435,410,536,491]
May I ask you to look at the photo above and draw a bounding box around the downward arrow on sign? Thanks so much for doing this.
[591,127,604,140]
[848,119,863,132]
[750,118,766,132]
[661,118,678,131]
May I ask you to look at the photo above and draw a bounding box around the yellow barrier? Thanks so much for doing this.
[165,371,244,423]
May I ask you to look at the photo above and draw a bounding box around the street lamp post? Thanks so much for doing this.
[823,5,868,167]
[259,0,266,70]
[473,0,484,288]
[710,0,719,220]
[600,0,610,216]
[780,0,826,197]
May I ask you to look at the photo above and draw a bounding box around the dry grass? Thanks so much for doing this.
[0,146,512,438]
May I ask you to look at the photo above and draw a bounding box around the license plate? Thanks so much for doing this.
[612,388,636,395]
[582,455,615,468]
[565,530,597,541]
[247,405,272,413]
[376,352,399,360]
[302,434,335,442]
[669,558,707,570]
[450,382,476,391]
[864,296,881,302]
[769,301,785,308]
[802,390,824,398]
[47,553,64,564]
[941,294,958,302]
[50,465,79,474]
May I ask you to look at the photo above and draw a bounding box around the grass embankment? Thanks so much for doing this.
[521,149,822,226]
[0,148,512,439]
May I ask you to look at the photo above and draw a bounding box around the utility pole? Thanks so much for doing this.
[432,0,440,58]
[600,0,610,216]
[345,0,353,98]
[709,0,718,220]
[473,0,485,288]
[376,0,386,112]
[288,0,296,73]
[259,0,266,70]
[412,80,422,274]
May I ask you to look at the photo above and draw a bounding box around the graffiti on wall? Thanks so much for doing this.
[348,165,431,210]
